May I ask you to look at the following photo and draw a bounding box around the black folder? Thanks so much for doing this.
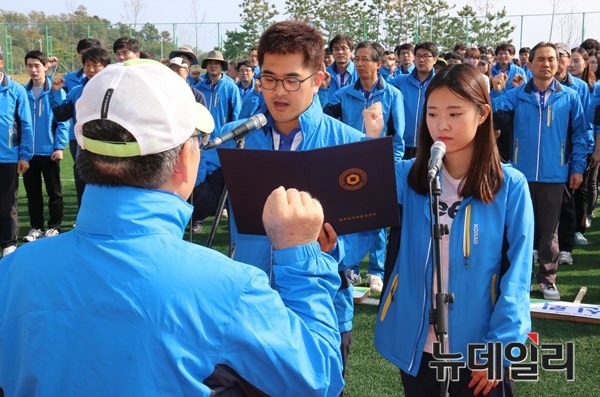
[217,137,400,235]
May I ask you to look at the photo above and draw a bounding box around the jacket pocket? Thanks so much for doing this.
[491,273,498,305]
[379,274,399,322]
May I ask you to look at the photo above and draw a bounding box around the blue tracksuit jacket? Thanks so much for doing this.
[0,185,344,396]
[0,72,33,163]
[24,77,70,156]
[374,161,534,374]
[492,79,589,182]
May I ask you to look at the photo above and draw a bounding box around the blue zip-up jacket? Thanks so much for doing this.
[324,77,405,160]
[491,62,528,90]
[0,72,33,163]
[591,83,600,139]
[194,74,241,135]
[492,79,589,182]
[239,90,264,119]
[374,161,533,374]
[323,61,358,104]
[0,185,344,396]
[560,73,593,153]
[50,78,88,140]
[63,68,84,93]
[24,77,70,156]
[388,68,435,158]
[210,96,365,333]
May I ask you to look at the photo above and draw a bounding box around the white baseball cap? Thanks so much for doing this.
[75,59,214,157]
[169,56,189,69]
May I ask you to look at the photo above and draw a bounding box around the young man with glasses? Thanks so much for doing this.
[322,34,358,104]
[388,41,438,160]
[197,21,383,389]
[394,43,415,75]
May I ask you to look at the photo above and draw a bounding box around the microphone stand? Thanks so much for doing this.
[428,171,454,397]
[206,137,245,251]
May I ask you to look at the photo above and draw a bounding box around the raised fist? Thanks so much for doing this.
[263,187,324,250]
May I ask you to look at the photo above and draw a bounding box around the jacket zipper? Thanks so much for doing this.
[514,138,519,165]
[463,204,471,269]
[491,273,498,305]
[414,86,422,147]
[408,239,431,373]
[561,140,565,166]
[536,104,542,180]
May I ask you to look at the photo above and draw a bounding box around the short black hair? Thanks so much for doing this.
[113,37,141,53]
[77,38,102,54]
[414,42,439,58]
[77,119,183,189]
[82,47,112,67]
[25,50,48,66]
[329,35,354,51]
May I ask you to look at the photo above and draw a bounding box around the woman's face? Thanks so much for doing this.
[477,62,489,74]
[568,52,587,77]
[426,86,490,159]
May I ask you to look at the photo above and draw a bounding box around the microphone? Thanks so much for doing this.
[204,114,267,150]
[427,141,446,181]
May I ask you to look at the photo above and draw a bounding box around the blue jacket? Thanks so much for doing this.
[324,77,405,160]
[0,72,33,163]
[63,68,84,93]
[388,68,435,156]
[211,96,365,333]
[492,79,589,182]
[591,83,600,139]
[50,78,87,140]
[194,74,241,135]
[560,74,593,153]
[239,90,264,119]
[0,185,344,396]
[491,62,528,90]
[324,61,358,104]
[24,77,70,156]
[374,161,534,374]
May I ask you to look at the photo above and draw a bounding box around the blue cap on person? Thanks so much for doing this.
[74,59,214,157]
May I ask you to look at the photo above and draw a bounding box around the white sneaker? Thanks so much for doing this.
[367,274,384,294]
[539,283,560,300]
[585,216,592,229]
[221,209,228,219]
[44,228,59,237]
[574,232,588,245]
[2,245,16,257]
[24,228,44,242]
[533,250,538,263]
[558,251,573,265]
[191,220,203,233]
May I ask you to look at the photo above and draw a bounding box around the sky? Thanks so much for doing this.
[3,0,600,50]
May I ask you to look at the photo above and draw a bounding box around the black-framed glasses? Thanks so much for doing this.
[258,73,316,92]
[415,54,434,60]
[190,130,211,151]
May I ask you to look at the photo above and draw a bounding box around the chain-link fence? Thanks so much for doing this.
[2,11,599,75]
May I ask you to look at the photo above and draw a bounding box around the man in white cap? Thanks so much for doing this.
[169,56,207,106]
[0,59,344,396]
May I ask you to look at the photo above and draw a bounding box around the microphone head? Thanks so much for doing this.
[430,141,446,156]
[251,113,267,129]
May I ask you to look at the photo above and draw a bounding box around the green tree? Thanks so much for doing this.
[222,0,278,63]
